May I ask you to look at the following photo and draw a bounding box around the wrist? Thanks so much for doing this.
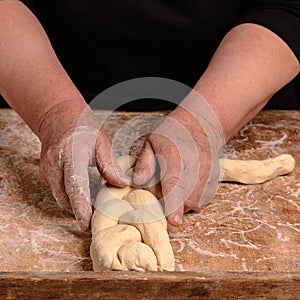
[176,90,225,152]
[37,98,91,143]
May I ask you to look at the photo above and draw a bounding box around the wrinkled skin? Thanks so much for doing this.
[38,100,129,230]
[38,96,224,230]
[134,95,224,226]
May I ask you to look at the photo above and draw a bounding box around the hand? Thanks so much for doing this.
[38,99,129,230]
[133,93,224,226]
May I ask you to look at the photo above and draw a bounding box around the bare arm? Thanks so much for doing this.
[194,23,300,140]
[135,23,300,226]
[0,0,128,230]
[0,0,86,135]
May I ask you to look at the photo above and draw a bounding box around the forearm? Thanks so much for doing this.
[194,23,300,141]
[0,0,86,137]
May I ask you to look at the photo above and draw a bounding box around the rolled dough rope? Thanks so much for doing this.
[220,154,295,184]
[91,188,174,271]
[133,154,295,199]
[92,153,136,209]
[91,153,295,200]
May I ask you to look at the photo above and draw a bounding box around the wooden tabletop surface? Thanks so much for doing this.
[0,109,300,299]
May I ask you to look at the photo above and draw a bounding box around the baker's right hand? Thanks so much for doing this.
[37,99,129,230]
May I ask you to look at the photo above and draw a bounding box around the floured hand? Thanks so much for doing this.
[38,99,129,230]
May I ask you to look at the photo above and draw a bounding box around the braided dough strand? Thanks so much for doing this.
[90,155,175,272]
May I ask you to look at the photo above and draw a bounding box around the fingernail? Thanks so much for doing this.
[174,214,182,225]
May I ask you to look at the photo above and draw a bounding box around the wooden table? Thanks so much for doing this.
[0,109,300,299]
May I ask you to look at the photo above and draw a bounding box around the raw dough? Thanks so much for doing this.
[220,154,295,184]
[90,155,175,272]
[90,224,143,271]
[118,241,158,272]
[119,209,174,271]
[123,189,166,225]
[90,153,295,272]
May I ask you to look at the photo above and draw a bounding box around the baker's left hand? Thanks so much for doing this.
[133,95,224,226]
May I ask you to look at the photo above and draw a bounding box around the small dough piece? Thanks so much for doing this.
[220,154,295,184]
[90,224,142,271]
[119,210,175,271]
[118,241,158,272]
[116,155,136,174]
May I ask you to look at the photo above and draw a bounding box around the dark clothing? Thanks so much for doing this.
[1,0,300,110]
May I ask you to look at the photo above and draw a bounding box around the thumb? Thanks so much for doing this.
[95,128,130,186]
[161,171,186,227]
[133,140,156,186]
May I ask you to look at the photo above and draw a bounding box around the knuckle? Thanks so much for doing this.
[184,198,200,211]
[97,160,114,175]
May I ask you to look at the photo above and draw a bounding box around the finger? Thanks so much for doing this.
[164,180,185,226]
[181,158,208,212]
[168,208,184,226]
[198,155,220,207]
[64,147,92,231]
[182,148,220,214]
[162,174,186,226]
[151,138,186,226]
[133,140,156,186]
[39,159,73,214]
[95,128,130,187]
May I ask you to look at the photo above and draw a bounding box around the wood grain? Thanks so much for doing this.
[1,271,300,300]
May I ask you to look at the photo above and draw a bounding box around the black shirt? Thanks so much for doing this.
[4,0,300,109]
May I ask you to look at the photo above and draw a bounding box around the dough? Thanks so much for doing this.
[90,155,175,272]
[90,153,295,272]
[118,241,157,272]
[220,154,295,184]
[90,224,143,271]
[119,209,174,271]
[91,198,134,236]
[123,189,166,225]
